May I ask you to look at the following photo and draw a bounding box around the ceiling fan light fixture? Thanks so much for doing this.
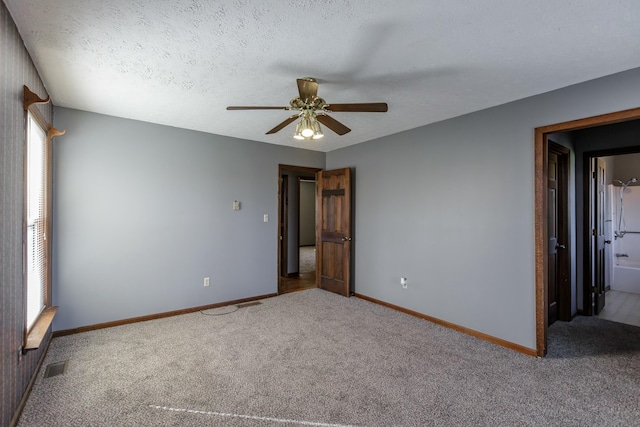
[311,119,324,139]
[293,121,305,140]
[228,78,386,140]
[300,114,314,138]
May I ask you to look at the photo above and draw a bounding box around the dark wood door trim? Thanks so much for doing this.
[534,106,640,357]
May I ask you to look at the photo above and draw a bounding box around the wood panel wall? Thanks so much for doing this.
[1,3,53,426]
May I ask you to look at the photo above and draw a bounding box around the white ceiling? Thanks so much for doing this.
[6,1,640,152]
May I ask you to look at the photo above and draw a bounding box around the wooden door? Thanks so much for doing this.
[548,151,560,325]
[316,168,352,296]
[547,143,570,325]
[594,158,606,314]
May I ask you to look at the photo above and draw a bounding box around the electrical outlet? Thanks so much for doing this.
[204,277,210,287]
[401,277,408,289]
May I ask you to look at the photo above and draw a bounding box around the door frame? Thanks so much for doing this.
[277,164,322,293]
[534,106,640,357]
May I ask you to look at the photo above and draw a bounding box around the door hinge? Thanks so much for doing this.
[592,229,597,236]
[592,171,597,179]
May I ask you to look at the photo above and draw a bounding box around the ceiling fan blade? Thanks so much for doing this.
[325,103,388,112]
[266,115,299,134]
[227,106,289,110]
[316,114,351,136]
[297,78,318,102]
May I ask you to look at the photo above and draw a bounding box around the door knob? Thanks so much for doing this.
[555,243,566,249]
[341,236,352,242]
[605,240,612,244]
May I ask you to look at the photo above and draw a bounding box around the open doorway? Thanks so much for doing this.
[535,108,640,356]
[584,150,640,326]
[278,165,321,294]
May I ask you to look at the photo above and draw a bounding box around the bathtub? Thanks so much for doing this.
[612,229,640,294]
[613,259,640,294]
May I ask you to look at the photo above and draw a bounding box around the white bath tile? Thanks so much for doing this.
[607,290,622,301]
[626,308,640,319]
[599,306,617,317]
[620,299,637,313]
[624,307,640,317]
[606,290,626,304]
[617,308,634,317]
[605,302,622,312]
[598,312,614,321]
[597,290,640,326]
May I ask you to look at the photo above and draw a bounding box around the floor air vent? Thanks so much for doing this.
[43,361,68,378]
[236,301,262,309]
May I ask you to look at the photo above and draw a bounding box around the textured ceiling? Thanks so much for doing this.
[5,1,640,152]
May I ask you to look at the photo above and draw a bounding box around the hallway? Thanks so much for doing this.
[280,246,316,294]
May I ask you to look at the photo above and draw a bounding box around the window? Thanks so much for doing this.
[22,85,60,351]
[25,112,49,332]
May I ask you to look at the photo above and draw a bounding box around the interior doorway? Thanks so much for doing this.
[585,150,640,319]
[535,107,640,357]
[278,164,321,294]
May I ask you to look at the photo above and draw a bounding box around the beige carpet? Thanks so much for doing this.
[17,289,640,426]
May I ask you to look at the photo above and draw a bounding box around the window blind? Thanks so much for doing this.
[26,113,48,331]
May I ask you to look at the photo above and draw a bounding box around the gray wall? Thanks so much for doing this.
[326,67,640,350]
[52,108,324,331]
[602,156,616,189]
[299,180,316,246]
[611,152,640,183]
[1,3,54,426]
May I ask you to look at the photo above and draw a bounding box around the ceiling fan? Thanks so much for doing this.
[227,78,388,140]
